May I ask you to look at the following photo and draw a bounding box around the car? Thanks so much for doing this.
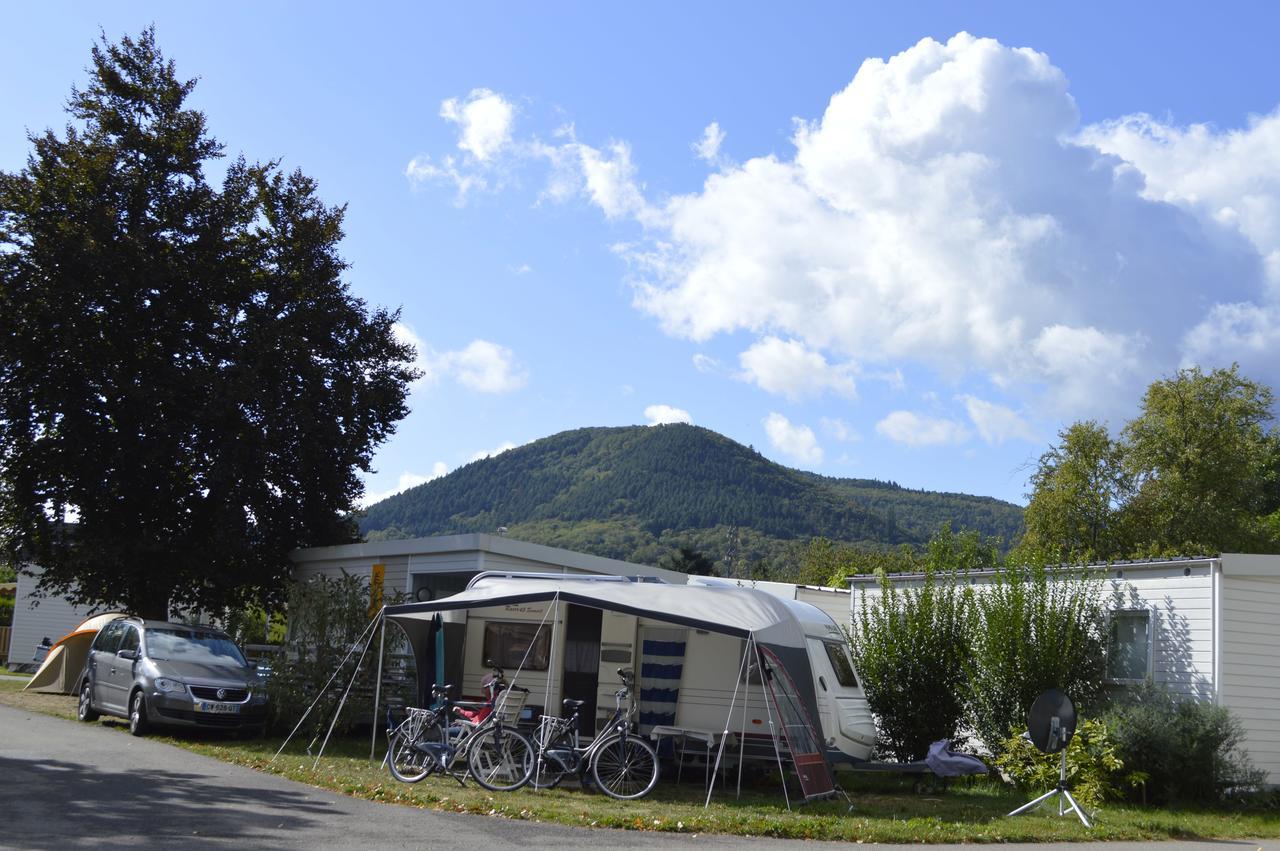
[76,616,269,736]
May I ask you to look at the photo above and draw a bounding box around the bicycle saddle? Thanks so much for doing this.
[562,698,585,710]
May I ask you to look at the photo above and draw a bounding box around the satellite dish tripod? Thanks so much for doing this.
[1007,690,1092,828]
[1007,743,1092,828]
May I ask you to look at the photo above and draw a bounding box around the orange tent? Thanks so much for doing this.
[24,612,126,694]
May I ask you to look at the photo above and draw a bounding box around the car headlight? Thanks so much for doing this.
[155,678,187,694]
[251,691,268,704]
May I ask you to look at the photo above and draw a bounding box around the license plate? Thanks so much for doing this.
[196,701,241,714]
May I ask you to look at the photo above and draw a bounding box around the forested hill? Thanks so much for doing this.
[359,424,1024,571]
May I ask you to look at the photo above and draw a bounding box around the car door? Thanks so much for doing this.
[89,621,125,711]
[102,624,141,712]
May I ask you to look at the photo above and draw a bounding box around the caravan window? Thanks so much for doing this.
[483,621,551,671]
[821,641,858,688]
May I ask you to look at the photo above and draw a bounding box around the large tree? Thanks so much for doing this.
[1020,420,1132,562]
[1123,364,1280,554]
[0,30,418,618]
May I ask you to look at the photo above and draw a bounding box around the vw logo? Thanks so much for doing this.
[216,688,227,701]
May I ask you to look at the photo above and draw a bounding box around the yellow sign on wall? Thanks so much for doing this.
[369,563,385,617]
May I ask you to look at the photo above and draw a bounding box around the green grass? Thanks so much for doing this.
[1,668,32,679]
[1,680,1276,843]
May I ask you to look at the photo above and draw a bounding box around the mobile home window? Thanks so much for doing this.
[483,621,551,671]
[1107,609,1152,682]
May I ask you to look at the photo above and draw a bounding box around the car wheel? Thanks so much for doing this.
[129,690,150,737]
[77,679,100,723]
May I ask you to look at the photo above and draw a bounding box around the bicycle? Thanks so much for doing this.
[529,668,660,800]
[385,664,534,792]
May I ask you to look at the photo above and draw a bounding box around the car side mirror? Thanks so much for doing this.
[116,648,138,661]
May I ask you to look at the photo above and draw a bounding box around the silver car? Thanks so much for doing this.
[76,617,268,736]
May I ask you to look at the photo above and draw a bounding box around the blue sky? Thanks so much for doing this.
[6,3,1280,506]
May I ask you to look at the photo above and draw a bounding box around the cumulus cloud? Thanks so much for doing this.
[644,404,693,425]
[361,463,449,507]
[737,336,857,400]
[394,323,527,394]
[440,88,516,162]
[694,121,726,163]
[961,395,1035,445]
[876,411,970,447]
[763,412,824,464]
[408,38,1280,413]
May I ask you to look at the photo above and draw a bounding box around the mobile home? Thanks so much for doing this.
[848,553,1280,784]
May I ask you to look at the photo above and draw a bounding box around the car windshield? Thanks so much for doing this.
[145,628,246,667]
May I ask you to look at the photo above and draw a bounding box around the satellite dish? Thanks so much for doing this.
[1008,688,1091,828]
[1026,688,1077,754]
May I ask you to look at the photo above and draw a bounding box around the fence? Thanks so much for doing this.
[0,626,11,666]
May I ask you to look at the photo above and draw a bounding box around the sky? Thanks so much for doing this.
[5,3,1280,507]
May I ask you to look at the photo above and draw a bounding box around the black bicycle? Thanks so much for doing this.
[529,669,660,800]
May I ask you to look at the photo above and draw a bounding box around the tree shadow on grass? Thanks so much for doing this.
[0,753,334,850]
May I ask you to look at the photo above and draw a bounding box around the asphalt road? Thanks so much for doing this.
[0,703,1274,850]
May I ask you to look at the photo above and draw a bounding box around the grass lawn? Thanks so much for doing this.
[1,680,1275,843]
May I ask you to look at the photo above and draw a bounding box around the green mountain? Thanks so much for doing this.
[359,424,1024,573]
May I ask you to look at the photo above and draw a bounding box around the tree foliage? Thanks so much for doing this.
[0,30,417,618]
[964,558,1106,753]
[1021,365,1280,560]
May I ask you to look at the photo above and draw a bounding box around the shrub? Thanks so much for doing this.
[1103,683,1265,804]
[996,717,1145,809]
[267,571,406,736]
[965,559,1106,755]
[0,590,12,627]
[849,567,972,761]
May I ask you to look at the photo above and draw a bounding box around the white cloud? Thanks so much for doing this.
[961,395,1035,445]
[470,441,518,462]
[440,89,515,163]
[361,464,449,508]
[694,121,726,163]
[692,353,719,374]
[393,323,527,394]
[820,416,860,442]
[737,336,857,400]
[875,411,970,447]
[763,412,824,464]
[644,404,693,425]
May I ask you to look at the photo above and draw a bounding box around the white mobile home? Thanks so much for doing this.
[8,566,98,672]
[848,553,1280,784]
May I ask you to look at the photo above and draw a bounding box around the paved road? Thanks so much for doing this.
[0,704,1274,850]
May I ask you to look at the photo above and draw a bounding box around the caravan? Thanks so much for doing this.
[384,573,876,778]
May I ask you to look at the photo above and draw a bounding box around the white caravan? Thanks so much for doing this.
[385,574,876,768]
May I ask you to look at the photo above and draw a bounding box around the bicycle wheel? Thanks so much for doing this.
[467,726,534,792]
[530,745,575,789]
[388,730,434,783]
[591,734,659,800]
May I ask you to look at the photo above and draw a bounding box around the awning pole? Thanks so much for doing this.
[369,609,387,760]
[536,591,561,793]
[272,612,380,765]
[761,651,792,811]
[737,638,751,798]
[313,610,380,770]
[704,631,750,808]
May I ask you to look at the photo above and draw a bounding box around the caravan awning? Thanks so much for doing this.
[384,576,809,648]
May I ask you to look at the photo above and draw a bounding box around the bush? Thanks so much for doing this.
[965,559,1106,755]
[996,717,1145,809]
[0,590,12,627]
[1103,683,1265,804]
[267,572,406,736]
[850,566,972,761]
